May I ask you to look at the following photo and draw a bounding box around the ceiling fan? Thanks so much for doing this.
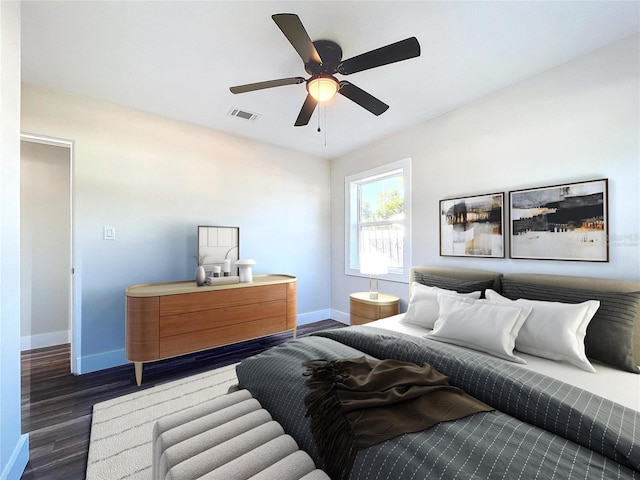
[229,13,421,126]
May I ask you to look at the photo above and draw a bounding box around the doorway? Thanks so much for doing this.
[20,134,76,374]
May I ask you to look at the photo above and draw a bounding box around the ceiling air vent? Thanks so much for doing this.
[228,107,260,121]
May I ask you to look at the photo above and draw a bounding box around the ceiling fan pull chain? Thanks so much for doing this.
[324,104,328,147]
[317,104,328,147]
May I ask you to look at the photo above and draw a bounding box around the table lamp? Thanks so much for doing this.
[235,259,256,283]
[360,253,388,299]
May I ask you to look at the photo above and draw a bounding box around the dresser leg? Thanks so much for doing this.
[134,362,143,386]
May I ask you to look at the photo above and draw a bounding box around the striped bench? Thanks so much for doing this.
[152,388,329,480]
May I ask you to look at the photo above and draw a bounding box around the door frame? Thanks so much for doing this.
[20,132,78,374]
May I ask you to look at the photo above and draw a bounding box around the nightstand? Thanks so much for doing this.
[350,292,400,325]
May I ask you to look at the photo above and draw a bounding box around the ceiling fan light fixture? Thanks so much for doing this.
[307,75,339,102]
[230,14,421,126]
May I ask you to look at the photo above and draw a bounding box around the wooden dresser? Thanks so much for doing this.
[126,274,296,385]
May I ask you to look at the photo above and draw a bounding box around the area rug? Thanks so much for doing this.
[86,364,238,480]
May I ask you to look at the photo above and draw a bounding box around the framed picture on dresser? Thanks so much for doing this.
[198,225,240,276]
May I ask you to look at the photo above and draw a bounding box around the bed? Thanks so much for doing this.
[236,266,640,479]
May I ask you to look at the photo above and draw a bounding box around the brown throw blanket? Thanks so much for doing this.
[303,356,494,480]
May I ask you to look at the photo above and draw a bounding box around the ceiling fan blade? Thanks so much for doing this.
[294,94,318,126]
[338,37,420,75]
[230,77,305,94]
[338,81,389,116]
[272,13,323,66]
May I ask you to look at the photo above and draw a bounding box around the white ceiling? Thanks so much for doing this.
[21,1,640,159]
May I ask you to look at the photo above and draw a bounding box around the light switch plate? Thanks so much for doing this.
[104,226,116,240]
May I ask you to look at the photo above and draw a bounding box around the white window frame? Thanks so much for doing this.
[344,158,412,283]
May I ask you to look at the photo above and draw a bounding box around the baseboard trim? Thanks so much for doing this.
[0,433,29,480]
[79,348,127,374]
[296,309,332,325]
[330,309,350,325]
[21,330,70,351]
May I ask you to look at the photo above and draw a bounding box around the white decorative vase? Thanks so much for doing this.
[195,265,206,286]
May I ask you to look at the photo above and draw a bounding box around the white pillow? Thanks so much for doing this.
[485,289,600,372]
[401,282,481,329]
[425,295,531,363]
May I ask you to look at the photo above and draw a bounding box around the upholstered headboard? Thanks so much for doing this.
[409,266,502,291]
[409,266,640,368]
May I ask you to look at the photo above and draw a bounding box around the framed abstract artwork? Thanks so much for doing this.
[509,179,608,261]
[439,192,504,258]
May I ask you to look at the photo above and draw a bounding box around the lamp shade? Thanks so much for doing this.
[307,75,339,102]
[235,259,256,283]
[360,253,388,275]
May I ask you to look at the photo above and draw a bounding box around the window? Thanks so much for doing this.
[345,158,411,281]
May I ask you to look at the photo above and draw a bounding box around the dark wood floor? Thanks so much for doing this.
[20,320,344,480]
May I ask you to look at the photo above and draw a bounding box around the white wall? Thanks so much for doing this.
[0,2,29,478]
[21,86,331,373]
[331,35,640,319]
[20,141,71,350]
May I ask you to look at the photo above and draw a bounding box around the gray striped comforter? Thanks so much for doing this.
[236,326,640,479]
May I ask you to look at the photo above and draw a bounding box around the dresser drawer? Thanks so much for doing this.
[159,300,286,337]
[159,284,286,316]
[159,316,287,358]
